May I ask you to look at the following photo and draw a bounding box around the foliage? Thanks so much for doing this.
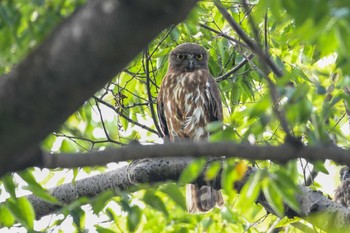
[1,0,350,232]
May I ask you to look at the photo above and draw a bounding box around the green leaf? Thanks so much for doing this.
[95,225,116,233]
[313,161,329,174]
[71,206,86,230]
[221,208,238,224]
[205,161,222,181]
[222,161,238,196]
[262,178,284,217]
[0,205,15,227]
[91,191,114,214]
[273,174,300,213]
[7,197,35,230]
[19,170,59,204]
[205,121,223,133]
[179,158,207,184]
[2,175,16,198]
[127,206,142,232]
[237,170,262,212]
[161,184,186,211]
[143,190,168,216]
[247,94,271,119]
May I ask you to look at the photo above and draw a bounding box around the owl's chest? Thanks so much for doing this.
[161,70,211,140]
[165,71,208,112]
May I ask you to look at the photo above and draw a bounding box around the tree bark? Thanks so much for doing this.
[29,157,192,219]
[0,0,198,176]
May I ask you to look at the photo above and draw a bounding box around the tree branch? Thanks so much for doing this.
[215,53,254,82]
[0,0,198,176]
[214,1,294,140]
[28,157,192,219]
[199,23,248,48]
[22,157,350,232]
[93,96,159,135]
[143,48,163,137]
[42,142,350,169]
[214,0,283,77]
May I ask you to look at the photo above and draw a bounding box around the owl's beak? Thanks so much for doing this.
[188,59,194,70]
[184,54,195,72]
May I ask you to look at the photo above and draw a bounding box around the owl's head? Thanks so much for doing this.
[169,43,208,72]
[340,166,350,181]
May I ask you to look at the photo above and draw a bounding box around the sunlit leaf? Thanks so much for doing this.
[262,178,284,217]
[143,190,168,216]
[205,161,222,181]
[127,206,142,232]
[71,206,86,230]
[19,170,58,204]
[7,197,35,230]
[91,191,114,214]
[237,170,262,212]
[179,158,207,184]
[2,175,16,198]
[95,225,116,233]
[0,205,15,227]
[161,183,186,211]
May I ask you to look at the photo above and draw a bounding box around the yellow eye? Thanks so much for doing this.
[177,54,186,60]
[195,54,203,60]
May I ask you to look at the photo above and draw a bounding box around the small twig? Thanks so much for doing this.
[110,80,149,102]
[123,102,152,109]
[241,0,260,46]
[53,132,92,151]
[94,99,123,145]
[216,53,254,82]
[264,11,269,53]
[94,96,159,136]
[199,23,248,48]
[143,48,163,137]
[149,25,176,58]
[345,104,350,128]
[265,77,294,139]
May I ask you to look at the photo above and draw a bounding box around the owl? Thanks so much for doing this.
[157,43,224,213]
[334,166,350,207]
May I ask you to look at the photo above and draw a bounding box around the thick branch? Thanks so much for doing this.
[24,157,350,232]
[0,0,198,175]
[43,142,350,169]
[28,158,192,219]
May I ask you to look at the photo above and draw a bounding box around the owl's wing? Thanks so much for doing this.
[206,74,223,122]
[334,179,350,207]
[156,86,169,138]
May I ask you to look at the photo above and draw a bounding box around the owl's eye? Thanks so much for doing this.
[195,54,203,60]
[177,54,186,60]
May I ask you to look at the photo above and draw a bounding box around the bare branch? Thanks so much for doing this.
[143,48,163,137]
[94,99,123,145]
[43,142,350,169]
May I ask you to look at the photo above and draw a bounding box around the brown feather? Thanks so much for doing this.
[334,166,350,207]
[157,43,224,213]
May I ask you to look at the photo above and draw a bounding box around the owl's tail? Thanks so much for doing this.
[186,184,224,213]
